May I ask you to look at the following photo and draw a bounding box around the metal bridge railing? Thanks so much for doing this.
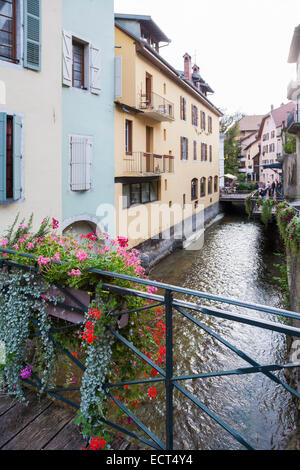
[1,248,300,450]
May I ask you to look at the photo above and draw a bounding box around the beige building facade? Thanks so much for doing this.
[114,15,222,261]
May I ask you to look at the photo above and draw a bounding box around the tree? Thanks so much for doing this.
[283,132,296,154]
[220,112,244,175]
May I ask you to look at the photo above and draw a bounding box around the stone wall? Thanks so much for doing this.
[280,153,300,201]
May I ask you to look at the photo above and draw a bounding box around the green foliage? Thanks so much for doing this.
[283,132,297,154]
[261,199,276,226]
[286,216,300,256]
[237,182,255,191]
[276,203,296,243]
[273,253,291,310]
[0,216,166,449]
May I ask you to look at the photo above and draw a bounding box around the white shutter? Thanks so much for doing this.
[90,45,101,94]
[114,55,122,99]
[70,136,93,191]
[62,30,72,87]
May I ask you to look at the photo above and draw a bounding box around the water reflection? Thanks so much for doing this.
[148,216,295,450]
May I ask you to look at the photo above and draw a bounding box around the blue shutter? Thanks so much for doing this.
[13,115,23,201]
[0,113,6,203]
[24,0,41,71]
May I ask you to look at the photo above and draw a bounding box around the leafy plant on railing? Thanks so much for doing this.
[0,216,166,450]
[286,216,300,256]
[273,253,291,311]
[261,198,277,226]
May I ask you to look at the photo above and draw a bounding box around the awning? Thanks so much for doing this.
[262,163,282,169]
[224,173,238,180]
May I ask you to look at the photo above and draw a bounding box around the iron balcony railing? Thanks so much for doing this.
[1,248,300,450]
[124,152,174,175]
[139,91,175,121]
[287,106,300,129]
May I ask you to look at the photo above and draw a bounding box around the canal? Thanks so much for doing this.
[145,215,295,450]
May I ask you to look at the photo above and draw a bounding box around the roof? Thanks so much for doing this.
[271,101,296,127]
[115,13,171,43]
[238,115,264,132]
[115,21,222,117]
[288,25,300,63]
[257,102,296,139]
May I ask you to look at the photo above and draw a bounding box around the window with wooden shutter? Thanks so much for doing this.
[24,0,41,71]
[209,145,212,162]
[181,96,186,121]
[70,135,93,191]
[0,0,17,62]
[0,112,23,203]
[193,141,197,161]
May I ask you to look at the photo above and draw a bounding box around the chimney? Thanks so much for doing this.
[183,53,192,82]
[192,64,201,90]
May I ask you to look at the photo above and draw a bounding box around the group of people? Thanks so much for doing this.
[255,181,282,199]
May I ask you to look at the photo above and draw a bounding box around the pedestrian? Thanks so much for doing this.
[271,181,276,198]
[266,182,271,198]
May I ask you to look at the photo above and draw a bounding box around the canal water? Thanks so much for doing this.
[145,215,295,450]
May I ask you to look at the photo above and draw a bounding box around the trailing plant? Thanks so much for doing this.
[273,253,291,311]
[286,216,300,256]
[275,203,296,244]
[261,198,277,226]
[0,216,166,450]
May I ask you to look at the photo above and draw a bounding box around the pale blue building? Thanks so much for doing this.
[61,0,115,236]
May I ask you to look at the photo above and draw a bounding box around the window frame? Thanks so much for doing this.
[72,39,85,89]
[125,119,133,155]
[122,180,159,209]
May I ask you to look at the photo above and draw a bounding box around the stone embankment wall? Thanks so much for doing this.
[286,249,300,450]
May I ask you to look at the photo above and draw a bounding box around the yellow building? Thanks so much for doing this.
[114,14,222,264]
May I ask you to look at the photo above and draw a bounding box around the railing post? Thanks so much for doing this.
[165,289,174,450]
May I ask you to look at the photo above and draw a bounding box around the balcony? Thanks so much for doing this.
[287,107,300,134]
[287,79,300,100]
[123,152,174,176]
[139,92,175,122]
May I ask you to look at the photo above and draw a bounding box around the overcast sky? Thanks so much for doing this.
[114,0,300,116]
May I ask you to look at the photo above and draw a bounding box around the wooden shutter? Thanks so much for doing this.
[13,115,23,201]
[186,138,188,160]
[114,55,122,99]
[90,45,101,95]
[180,96,183,120]
[70,136,93,191]
[0,113,6,203]
[24,0,41,71]
[62,30,72,87]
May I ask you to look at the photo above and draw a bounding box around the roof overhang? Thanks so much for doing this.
[115,13,171,44]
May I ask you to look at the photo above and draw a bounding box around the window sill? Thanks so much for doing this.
[0,198,22,205]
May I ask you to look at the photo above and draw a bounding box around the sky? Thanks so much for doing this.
[114,0,300,117]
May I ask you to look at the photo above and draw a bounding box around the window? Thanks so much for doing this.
[180,136,188,161]
[200,111,206,130]
[183,194,186,208]
[0,0,16,62]
[191,104,198,126]
[191,178,198,201]
[201,143,207,162]
[271,131,275,139]
[63,30,100,94]
[200,177,206,197]
[193,140,197,161]
[72,40,85,88]
[0,0,41,69]
[69,135,93,191]
[208,116,213,133]
[163,129,167,141]
[209,145,212,162]
[180,96,186,121]
[214,176,218,193]
[122,180,159,208]
[125,120,132,155]
[208,176,213,195]
[0,112,22,203]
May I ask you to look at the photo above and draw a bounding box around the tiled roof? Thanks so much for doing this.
[238,115,264,132]
[271,102,296,127]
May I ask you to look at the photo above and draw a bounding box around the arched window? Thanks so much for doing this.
[191,178,198,201]
[200,177,206,198]
[208,177,213,195]
[214,176,219,193]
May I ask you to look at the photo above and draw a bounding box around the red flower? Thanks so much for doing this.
[90,436,106,451]
[117,236,129,248]
[147,387,157,399]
